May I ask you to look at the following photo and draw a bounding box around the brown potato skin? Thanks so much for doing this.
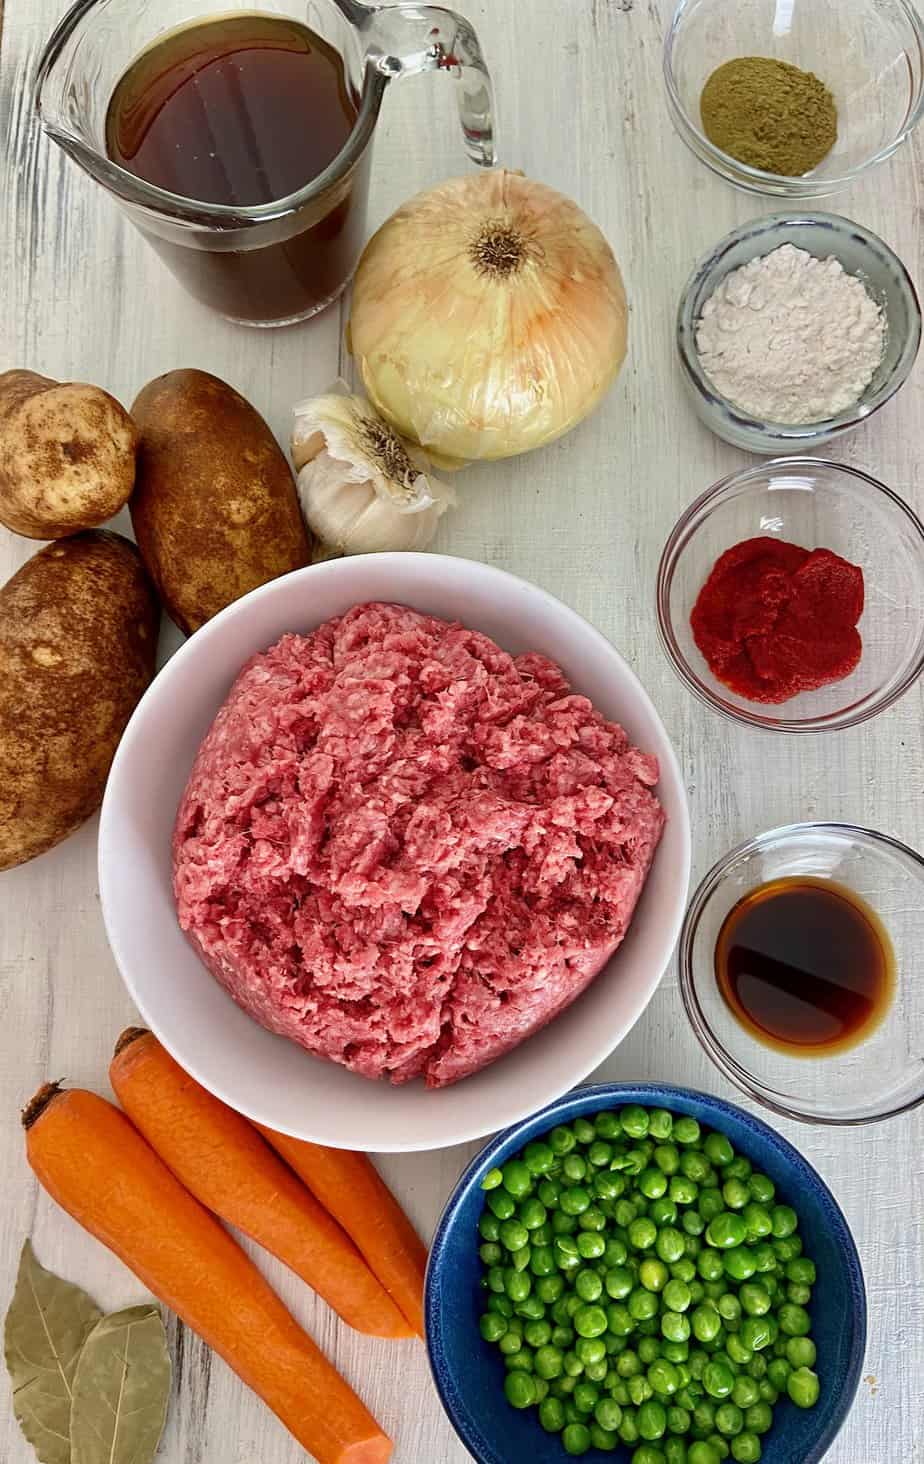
[0,532,159,871]
[0,370,138,539]
[130,370,312,634]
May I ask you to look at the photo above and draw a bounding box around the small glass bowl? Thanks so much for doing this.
[663,0,924,197]
[676,213,921,454]
[657,457,924,733]
[679,823,924,1125]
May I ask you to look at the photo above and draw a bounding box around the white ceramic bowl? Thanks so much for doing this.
[98,555,691,1152]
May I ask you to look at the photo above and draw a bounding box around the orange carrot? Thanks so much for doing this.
[256,1123,428,1339]
[23,1084,392,1464]
[109,1029,413,1340]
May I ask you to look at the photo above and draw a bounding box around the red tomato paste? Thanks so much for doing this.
[691,537,864,704]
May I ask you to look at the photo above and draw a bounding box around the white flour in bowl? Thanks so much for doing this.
[695,243,885,425]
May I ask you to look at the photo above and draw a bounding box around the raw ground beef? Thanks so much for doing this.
[173,603,665,1088]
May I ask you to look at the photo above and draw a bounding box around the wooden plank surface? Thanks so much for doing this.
[1,1,922,1461]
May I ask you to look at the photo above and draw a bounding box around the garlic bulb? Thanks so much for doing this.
[349,170,628,468]
[291,391,454,555]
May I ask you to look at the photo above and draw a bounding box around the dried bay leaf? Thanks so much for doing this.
[4,1239,102,1464]
[70,1305,171,1464]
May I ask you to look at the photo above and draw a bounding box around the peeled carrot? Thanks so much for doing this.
[109,1029,412,1341]
[256,1123,428,1339]
[23,1084,392,1464]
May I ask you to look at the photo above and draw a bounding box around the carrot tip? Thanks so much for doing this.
[113,1026,150,1057]
[22,1081,65,1130]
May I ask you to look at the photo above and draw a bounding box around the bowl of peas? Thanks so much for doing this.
[425,1084,866,1464]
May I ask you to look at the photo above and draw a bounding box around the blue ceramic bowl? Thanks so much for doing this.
[426,1084,866,1464]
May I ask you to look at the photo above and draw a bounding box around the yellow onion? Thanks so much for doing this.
[349,170,628,467]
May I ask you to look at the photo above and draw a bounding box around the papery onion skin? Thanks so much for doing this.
[349,170,628,466]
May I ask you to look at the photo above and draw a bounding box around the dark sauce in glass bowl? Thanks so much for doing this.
[715,876,895,1057]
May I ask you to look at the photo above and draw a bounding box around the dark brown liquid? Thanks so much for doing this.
[715,877,894,1057]
[105,15,364,322]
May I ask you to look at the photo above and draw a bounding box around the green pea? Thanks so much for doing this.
[738,1284,771,1317]
[787,1367,820,1409]
[504,1370,536,1408]
[685,1233,703,1259]
[506,1270,532,1302]
[574,1118,596,1145]
[563,1153,588,1183]
[574,1379,601,1414]
[721,1178,750,1211]
[640,1258,669,1292]
[688,1441,720,1464]
[594,1171,625,1203]
[535,1343,566,1378]
[633,1449,667,1464]
[672,1258,697,1283]
[629,1287,660,1322]
[585,1141,611,1169]
[682,1210,706,1236]
[673,1117,701,1146]
[670,1175,699,1205]
[524,1317,552,1346]
[524,1140,556,1175]
[770,1205,797,1238]
[639,1336,661,1364]
[747,1174,775,1204]
[721,1248,755,1283]
[650,1199,679,1229]
[703,1360,735,1399]
[499,1217,529,1251]
[580,1205,608,1233]
[638,1166,668,1199]
[575,1304,608,1338]
[645,1108,671,1140]
[785,1336,816,1368]
[594,1393,623,1429]
[516,1293,545,1319]
[576,1231,605,1261]
[488,1294,513,1317]
[664,1279,692,1313]
[540,1394,567,1432]
[747,1354,767,1381]
[714,1401,744,1437]
[594,1110,621,1139]
[603,1264,633,1299]
[603,1236,629,1266]
[637,1398,668,1440]
[649,1359,682,1397]
[629,1374,654,1405]
[759,1381,779,1406]
[608,1302,635,1336]
[750,1243,776,1274]
[777,1303,810,1338]
[481,1166,504,1190]
[787,1282,811,1306]
[698,1189,725,1223]
[726,1334,752,1367]
[731,1375,759,1409]
[480,1211,501,1242]
[539,1177,562,1208]
[650,1225,683,1264]
[502,1159,533,1198]
[537,1273,565,1305]
[697,1248,724,1282]
[706,1213,747,1250]
[767,1358,791,1391]
[662,1311,691,1343]
[560,1186,591,1217]
[703,1133,734,1167]
[739,1317,772,1353]
[576,1268,604,1302]
[498,1329,522,1355]
[651,1144,680,1177]
[553,1211,579,1239]
[741,1204,772,1242]
[744,1402,772,1434]
[480,1241,502,1266]
[519,1197,548,1232]
[575,1335,605,1365]
[629,1217,659,1250]
[511,1245,532,1273]
[562,1420,592,1455]
[691,1305,722,1343]
[616,1199,639,1228]
[489,1188,518,1223]
[730,1434,761,1463]
[549,1125,577,1156]
[620,1105,650,1138]
[681,1152,711,1184]
[530,1243,556,1276]
[480,1311,507,1342]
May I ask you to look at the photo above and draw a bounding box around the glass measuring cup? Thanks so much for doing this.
[35,0,495,326]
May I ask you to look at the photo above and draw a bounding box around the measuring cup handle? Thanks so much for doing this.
[352,2,496,166]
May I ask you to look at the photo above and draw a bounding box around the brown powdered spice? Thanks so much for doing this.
[700,56,837,176]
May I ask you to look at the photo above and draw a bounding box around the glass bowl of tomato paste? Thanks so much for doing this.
[657,457,924,732]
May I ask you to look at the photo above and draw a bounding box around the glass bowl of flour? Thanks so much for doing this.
[676,213,920,454]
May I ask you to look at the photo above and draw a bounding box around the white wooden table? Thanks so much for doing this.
[1,1,922,1460]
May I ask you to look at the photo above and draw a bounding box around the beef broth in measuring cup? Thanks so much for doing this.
[105,15,363,324]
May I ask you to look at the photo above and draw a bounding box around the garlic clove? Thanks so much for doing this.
[291,390,455,557]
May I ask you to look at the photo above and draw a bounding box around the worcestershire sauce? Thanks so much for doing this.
[715,877,894,1056]
[105,15,363,322]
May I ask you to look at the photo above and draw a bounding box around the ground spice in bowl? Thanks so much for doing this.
[700,57,838,176]
[691,536,864,703]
